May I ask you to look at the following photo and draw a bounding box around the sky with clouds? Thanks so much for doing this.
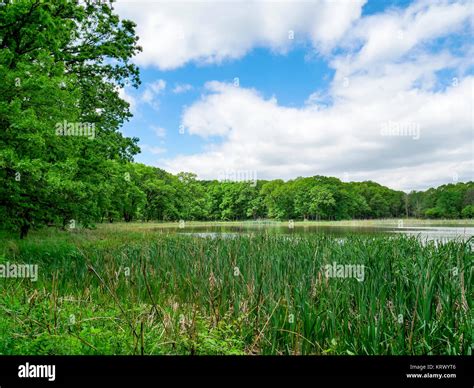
[114,0,473,192]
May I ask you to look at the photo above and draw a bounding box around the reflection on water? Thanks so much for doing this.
[392,227,473,243]
[169,223,474,242]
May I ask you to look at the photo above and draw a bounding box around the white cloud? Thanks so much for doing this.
[331,0,473,79]
[163,75,473,191]
[149,79,167,94]
[172,83,193,94]
[115,0,365,69]
[152,125,166,138]
[118,87,137,112]
[141,144,167,155]
[141,79,166,110]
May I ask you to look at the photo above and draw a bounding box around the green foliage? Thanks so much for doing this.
[0,229,471,355]
[0,0,141,237]
[461,205,474,219]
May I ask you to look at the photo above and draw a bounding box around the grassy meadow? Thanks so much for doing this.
[0,223,472,355]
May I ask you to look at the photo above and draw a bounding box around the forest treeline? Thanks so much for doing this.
[1,1,473,238]
[58,165,474,223]
[4,157,474,239]
[45,164,473,225]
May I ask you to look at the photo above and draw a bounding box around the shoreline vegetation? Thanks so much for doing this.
[4,167,474,239]
[0,228,472,355]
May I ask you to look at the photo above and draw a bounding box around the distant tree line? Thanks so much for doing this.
[47,164,467,226]
[5,158,474,238]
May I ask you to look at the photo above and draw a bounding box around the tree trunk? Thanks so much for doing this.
[20,223,30,239]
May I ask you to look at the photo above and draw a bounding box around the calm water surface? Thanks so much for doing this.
[155,223,474,242]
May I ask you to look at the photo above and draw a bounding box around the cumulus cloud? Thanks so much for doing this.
[141,79,166,110]
[115,0,365,69]
[330,0,473,83]
[141,144,167,155]
[118,87,137,113]
[151,125,166,138]
[160,0,473,191]
[163,76,472,191]
[172,83,193,94]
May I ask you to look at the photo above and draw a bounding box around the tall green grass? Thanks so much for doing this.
[0,230,472,355]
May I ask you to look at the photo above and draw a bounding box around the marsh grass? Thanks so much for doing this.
[0,228,472,355]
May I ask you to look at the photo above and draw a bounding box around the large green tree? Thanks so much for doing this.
[0,0,141,237]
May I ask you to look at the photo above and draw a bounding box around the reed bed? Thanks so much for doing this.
[0,231,472,355]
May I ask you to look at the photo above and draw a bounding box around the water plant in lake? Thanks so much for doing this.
[0,231,471,355]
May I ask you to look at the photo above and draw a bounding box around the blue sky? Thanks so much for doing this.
[121,47,334,157]
[116,0,473,191]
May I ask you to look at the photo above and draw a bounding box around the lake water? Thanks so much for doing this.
[160,222,474,242]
